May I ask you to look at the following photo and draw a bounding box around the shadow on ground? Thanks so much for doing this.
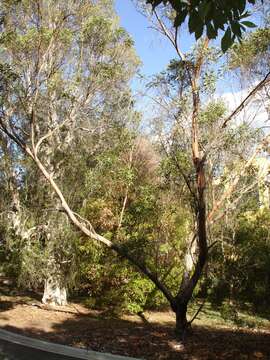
[2,308,270,360]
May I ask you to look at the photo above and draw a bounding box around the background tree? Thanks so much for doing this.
[0,0,139,305]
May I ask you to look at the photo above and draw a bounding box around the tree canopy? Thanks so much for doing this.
[146,0,260,51]
[0,0,269,345]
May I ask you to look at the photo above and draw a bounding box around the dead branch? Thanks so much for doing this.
[222,70,270,128]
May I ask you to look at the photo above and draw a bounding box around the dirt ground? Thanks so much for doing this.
[0,293,269,360]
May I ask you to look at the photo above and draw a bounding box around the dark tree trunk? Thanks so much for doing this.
[175,302,188,339]
[172,158,208,339]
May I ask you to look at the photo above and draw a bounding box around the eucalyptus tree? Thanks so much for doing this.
[203,7,270,310]
[137,5,270,335]
[0,0,139,305]
[0,0,269,339]
[0,133,27,278]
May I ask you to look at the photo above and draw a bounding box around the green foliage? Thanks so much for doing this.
[0,0,140,300]
[0,62,18,105]
[120,276,154,313]
[81,16,112,52]
[199,101,226,126]
[146,0,259,51]
[229,27,270,69]
[0,0,269,324]
[73,131,191,313]
[208,210,270,312]
[220,302,239,322]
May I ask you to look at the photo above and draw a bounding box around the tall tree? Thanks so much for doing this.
[0,0,139,305]
[0,0,269,338]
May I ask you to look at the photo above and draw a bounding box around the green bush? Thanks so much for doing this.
[220,302,238,323]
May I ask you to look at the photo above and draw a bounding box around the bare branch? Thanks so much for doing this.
[153,9,186,61]
[222,70,270,128]
[188,298,206,325]
[118,144,135,230]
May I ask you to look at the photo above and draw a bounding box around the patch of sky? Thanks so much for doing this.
[115,0,265,130]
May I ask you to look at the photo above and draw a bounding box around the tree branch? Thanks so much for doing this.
[2,135,176,307]
[222,70,270,128]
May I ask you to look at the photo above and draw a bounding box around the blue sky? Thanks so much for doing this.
[115,0,193,76]
[114,1,266,133]
[114,0,221,120]
[114,0,261,102]
[114,1,235,97]
[115,1,260,79]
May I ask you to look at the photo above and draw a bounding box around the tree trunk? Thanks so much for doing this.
[42,275,67,306]
[175,302,188,339]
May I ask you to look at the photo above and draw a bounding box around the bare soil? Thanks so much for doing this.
[0,293,269,360]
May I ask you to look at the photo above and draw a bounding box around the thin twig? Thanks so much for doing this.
[188,298,206,325]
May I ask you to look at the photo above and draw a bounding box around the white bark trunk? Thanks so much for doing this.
[185,233,197,272]
[42,276,67,306]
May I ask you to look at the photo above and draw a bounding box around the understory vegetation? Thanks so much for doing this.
[0,0,269,339]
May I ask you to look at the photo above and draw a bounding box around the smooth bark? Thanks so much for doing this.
[42,276,67,306]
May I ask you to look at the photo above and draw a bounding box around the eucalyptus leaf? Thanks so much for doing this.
[241,21,257,28]
[221,27,234,52]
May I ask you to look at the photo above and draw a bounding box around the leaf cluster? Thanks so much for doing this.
[229,27,270,70]
[147,0,259,51]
